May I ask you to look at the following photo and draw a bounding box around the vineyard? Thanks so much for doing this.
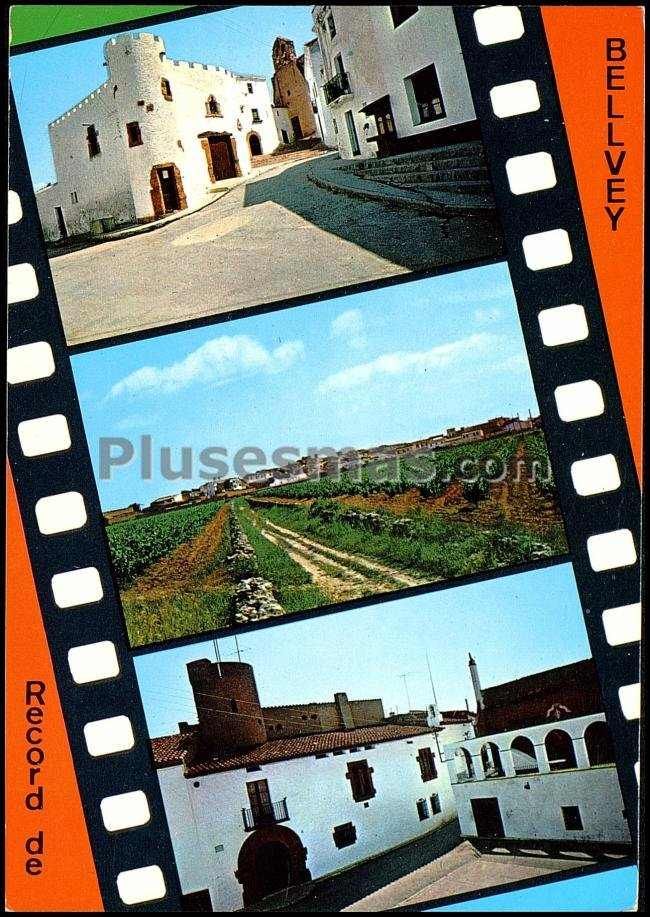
[256,432,553,501]
[106,430,567,647]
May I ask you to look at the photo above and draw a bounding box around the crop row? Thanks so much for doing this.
[107,500,223,588]
[257,432,545,501]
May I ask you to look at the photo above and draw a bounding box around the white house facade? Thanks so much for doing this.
[311,5,477,159]
[36,32,279,240]
[151,659,457,910]
[445,656,631,849]
[303,38,337,147]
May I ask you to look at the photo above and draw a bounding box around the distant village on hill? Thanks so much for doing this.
[104,413,540,524]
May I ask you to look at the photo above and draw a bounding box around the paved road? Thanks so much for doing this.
[51,153,504,347]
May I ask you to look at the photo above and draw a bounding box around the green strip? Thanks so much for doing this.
[10,5,194,49]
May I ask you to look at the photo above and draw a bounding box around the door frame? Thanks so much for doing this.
[198,131,242,182]
[149,163,187,218]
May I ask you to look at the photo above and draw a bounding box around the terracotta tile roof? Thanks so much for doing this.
[151,723,433,777]
[476,659,602,737]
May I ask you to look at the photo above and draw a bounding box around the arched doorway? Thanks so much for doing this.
[248,132,262,157]
[545,728,577,771]
[454,747,475,781]
[510,736,539,775]
[236,824,311,907]
[584,720,615,765]
[480,742,505,778]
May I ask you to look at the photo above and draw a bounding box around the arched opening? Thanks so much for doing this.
[248,131,263,157]
[454,747,474,781]
[236,824,311,907]
[510,735,539,775]
[584,720,615,765]
[206,94,221,117]
[480,742,505,778]
[545,729,577,771]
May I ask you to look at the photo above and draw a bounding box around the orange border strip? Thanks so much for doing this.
[543,5,644,479]
[5,6,643,910]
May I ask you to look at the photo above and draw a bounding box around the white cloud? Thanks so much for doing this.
[109,334,304,397]
[331,308,367,350]
[318,333,500,394]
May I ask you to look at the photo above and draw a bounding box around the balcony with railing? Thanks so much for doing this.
[323,71,351,104]
[242,798,290,832]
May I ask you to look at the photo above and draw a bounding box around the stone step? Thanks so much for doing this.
[355,141,486,169]
[408,179,493,194]
[380,166,490,184]
[417,188,496,210]
[355,153,486,176]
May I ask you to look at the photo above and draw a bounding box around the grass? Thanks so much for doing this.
[234,502,330,612]
[256,503,567,582]
[123,587,234,647]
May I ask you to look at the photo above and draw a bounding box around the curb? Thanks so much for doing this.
[307,167,497,218]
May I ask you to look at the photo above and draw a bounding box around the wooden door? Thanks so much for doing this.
[209,138,236,179]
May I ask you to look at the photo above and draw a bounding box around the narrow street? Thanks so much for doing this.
[51,153,503,346]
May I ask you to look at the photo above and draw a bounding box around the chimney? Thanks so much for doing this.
[468,653,484,711]
[334,692,354,729]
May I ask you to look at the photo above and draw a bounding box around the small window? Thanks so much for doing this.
[333,118,338,135]
[206,95,221,117]
[417,747,438,782]
[86,124,100,158]
[327,13,336,38]
[70,191,78,204]
[247,82,254,94]
[161,78,173,101]
[333,822,356,848]
[251,108,262,123]
[126,121,142,147]
[390,5,419,28]
[562,806,584,831]
[405,62,446,125]
[416,798,430,821]
[230,698,238,712]
[430,793,441,814]
[281,129,289,143]
[346,760,376,802]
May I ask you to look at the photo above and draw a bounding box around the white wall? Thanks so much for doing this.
[36,83,137,239]
[158,733,457,910]
[303,41,337,147]
[446,714,630,845]
[312,5,476,159]
[36,32,280,238]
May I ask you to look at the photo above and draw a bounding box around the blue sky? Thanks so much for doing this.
[134,562,588,738]
[70,262,539,510]
[11,6,315,188]
[431,864,637,911]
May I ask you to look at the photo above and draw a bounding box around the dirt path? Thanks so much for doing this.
[124,504,231,599]
[258,518,426,603]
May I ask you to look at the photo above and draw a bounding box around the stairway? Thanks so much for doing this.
[348,142,495,212]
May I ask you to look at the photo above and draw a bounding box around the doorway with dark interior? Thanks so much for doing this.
[291,116,303,140]
[54,206,68,239]
[208,134,239,180]
[470,797,505,838]
[248,132,262,158]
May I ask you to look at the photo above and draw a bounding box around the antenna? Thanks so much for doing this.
[426,652,439,709]
[399,673,412,712]
[212,638,222,677]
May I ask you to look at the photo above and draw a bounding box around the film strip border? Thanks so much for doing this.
[454,6,641,844]
[7,90,183,910]
[6,5,641,910]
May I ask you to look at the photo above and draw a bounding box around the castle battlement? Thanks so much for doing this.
[49,81,110,127]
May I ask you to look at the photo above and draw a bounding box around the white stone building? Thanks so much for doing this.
[311,5,477,160]
[303,38,337,147]
[151,659,457,910]
[445,656,631,848]
[36,32,280,240]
